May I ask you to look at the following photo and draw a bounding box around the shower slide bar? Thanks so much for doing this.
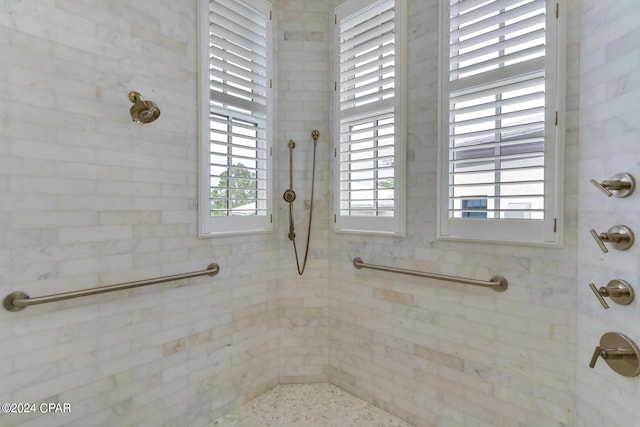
[3,263,220,312]
[352,257,508,292]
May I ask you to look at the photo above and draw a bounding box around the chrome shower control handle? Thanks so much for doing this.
[589,332,640,376]
[590,179,614,197]
[589,280,634,309]
[590,173,635,198]
[589,225,634,253]
[589,229,609,253]
[589,346,606,368]
[589,346,635,368]
[589,283,610,309]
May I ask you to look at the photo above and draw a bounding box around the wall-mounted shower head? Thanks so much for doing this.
[128,91,160,124]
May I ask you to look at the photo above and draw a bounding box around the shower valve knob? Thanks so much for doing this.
[590,173,635,197]
[589,280,634,309]
[589,346,635,368]
[589,332,640,377]
[589,225,634,253]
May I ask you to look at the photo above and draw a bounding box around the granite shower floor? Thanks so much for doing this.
[209,383,414,427]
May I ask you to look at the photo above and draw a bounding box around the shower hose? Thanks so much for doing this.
[284,130,319,276]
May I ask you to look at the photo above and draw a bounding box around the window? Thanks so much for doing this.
[333,0,406,235]
[462,199,488,218]
[198,0,273,236]
[438,0,564,246]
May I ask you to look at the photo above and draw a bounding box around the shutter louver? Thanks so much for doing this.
[448,0,546,220]
[209,0,269,218]
[337,0,397,220]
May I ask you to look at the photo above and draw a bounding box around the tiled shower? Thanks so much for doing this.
[1,0,639,426]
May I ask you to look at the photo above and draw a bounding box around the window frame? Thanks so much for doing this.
[333,0,407,236]
[437,0,565,247]
[197,0,274,237]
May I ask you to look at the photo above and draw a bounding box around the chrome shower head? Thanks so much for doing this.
[128,91,160,124]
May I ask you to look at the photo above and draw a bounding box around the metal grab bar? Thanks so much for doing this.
[3,263,220,312]
[352,257,508,292]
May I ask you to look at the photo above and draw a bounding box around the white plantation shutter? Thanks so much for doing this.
[198,0,273,236]
[439,0,563,245]
[334,0,406,235]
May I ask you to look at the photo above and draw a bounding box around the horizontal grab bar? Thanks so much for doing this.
[3,263,220,312]
[352,257,507,292]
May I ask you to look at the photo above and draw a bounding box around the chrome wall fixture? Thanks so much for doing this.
[590,173,635,198]
[589,332,640,377]
[589,225,634,253]
[352,257,508,292]
[3,263,219,312]
[129,91,161,124]
[589,279,634,309]
[587,172,637,374]
[284,130,320,276]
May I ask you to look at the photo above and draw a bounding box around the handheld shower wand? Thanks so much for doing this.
[284,130,319,275]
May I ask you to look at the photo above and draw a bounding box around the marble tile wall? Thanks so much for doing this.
[0,2,279,426]
[576,1,640,426]
[4,0,635,426]
[272,0,334,385]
